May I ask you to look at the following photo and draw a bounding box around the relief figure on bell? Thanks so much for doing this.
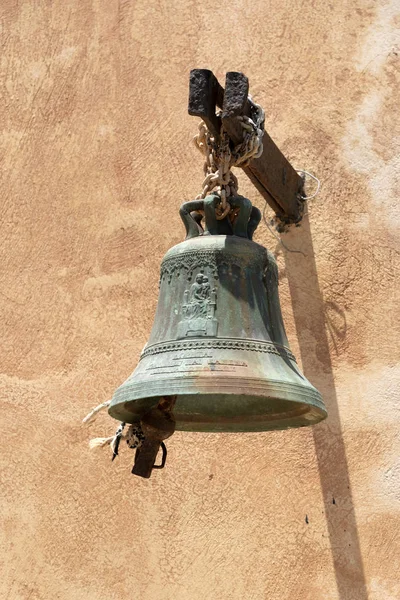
[186,274,210,318]
[191,274,210,300]
[177,272,218,338]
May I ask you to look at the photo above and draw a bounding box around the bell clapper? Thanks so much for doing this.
[131,396,177,479]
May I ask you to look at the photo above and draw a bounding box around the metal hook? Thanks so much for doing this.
[152,442,167,470]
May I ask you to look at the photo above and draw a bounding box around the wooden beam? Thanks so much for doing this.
[221,72,303,221]
[188,69,304,222]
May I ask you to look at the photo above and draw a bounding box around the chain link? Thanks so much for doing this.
[193,99,264,219]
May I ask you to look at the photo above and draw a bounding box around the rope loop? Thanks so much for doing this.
[296,169,321,201]
[83,400,145,460]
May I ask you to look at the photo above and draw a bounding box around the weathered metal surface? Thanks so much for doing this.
[220,71,254,143]
[131,396,176,478]
[221,71,249,119]
[109,200,327,432]
[188,69,223,138]
[179,193,261,239]
[188,69,305,222]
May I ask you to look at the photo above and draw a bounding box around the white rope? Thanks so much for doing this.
[89,435,115,450]
[82,400,126,456]
[88,420,125,452]
[85,410,145,457]
[82,400,111,424]
[88,424,145,451]
[296,169,321,200]
[193,99,265,216]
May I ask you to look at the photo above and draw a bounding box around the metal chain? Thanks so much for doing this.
[193,99,264,220]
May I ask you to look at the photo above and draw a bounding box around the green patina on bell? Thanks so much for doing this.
[108,193,327,433]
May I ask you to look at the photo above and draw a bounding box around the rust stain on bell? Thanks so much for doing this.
[109,192,327,433]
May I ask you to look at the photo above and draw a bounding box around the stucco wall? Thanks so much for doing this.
[1,1,399,599]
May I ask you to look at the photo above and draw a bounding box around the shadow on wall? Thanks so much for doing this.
[282,217,369,600]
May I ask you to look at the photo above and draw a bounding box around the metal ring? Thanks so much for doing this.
[215,202,231,220]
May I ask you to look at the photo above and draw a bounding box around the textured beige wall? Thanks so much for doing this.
[1,1,399,599]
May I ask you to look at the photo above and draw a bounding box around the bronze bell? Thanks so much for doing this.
[109,193,327,438]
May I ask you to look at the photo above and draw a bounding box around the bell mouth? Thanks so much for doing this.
[108,378,327,433]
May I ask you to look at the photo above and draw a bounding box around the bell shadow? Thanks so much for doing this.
[282,217,369,599]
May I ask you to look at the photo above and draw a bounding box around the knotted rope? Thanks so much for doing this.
[83,400,145,459]
[193,98,264,219]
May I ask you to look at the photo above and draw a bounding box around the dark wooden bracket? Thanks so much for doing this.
[188,69,305,223]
